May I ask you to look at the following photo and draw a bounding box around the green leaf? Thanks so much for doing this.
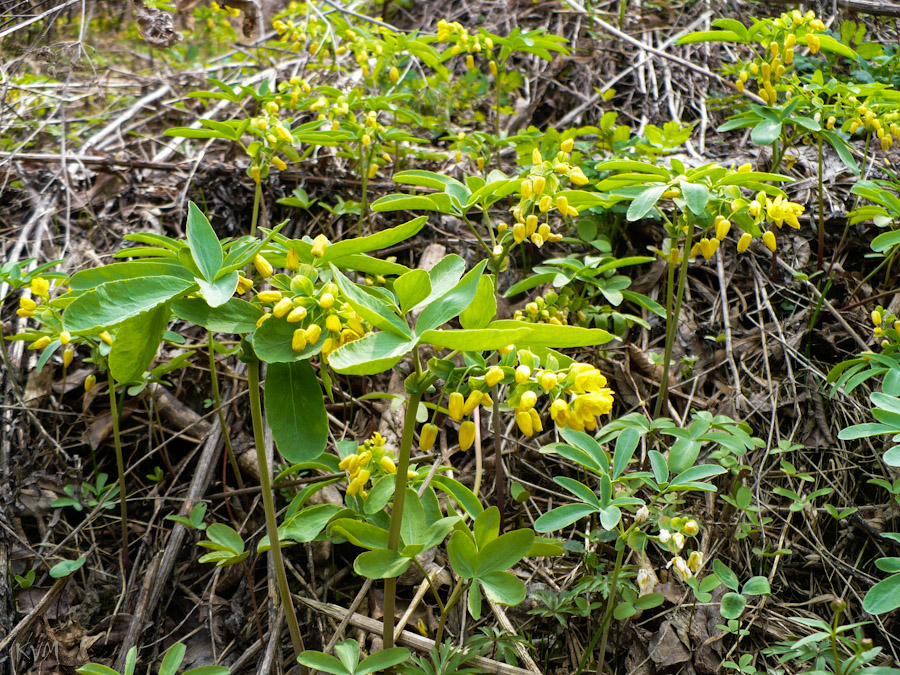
[751,119,782,146]
[77,665,121,675]
[265,360,328,463]
[720,592,748,620]
[172,297,263,333]
[296,651,349,675]
[253,317,323,363]
[677,30,745,44]
[477,529,534,575]
[357,648,411,675]
[480,570,527,606]
[394,269,431,314]
[431,476,483,517]
[822,130,859,175]
[354,549,411,579]
[416,261,487,334]
[328,332,417,375]
[371,193,452,214]
[109,303,170,384]
[330,519,390,550]
[64,276,195,333]
[448,530,477,579]
[474,507,501,550]
[322,217,426,262]
[68,261,193,290]
[534,503,598,532]
[418,326,534,351]
[205,523,244,553]
[863,573,900,615]
[611,428,640,479]
[713,559,740,591]
[555,476,601,509]
[400,489,426,547]
[459,275,496,329]
[183,668,231,675]
[331,265,412,339]
[392,169,466,191]
[49,556,86,578]
[159,643,186,675]
[186,202,222,282]
[196,271,238,308]
[818,34,858,59]
[741,576,771,596]
[281,504,343,543]
[681,182,710,215]
[626,184,669,221]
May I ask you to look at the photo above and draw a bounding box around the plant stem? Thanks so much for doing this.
[108,383,129,569]
[383,387,425,649]
[250,179,261,237]
[208,332,248,508]
[595,542,626,675]
[817,134,825,272]
[654,227,693,419]
[434,578,466,645]
[247,357,306,669]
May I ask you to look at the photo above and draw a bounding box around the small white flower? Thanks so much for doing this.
[636,568,654,594]
[658,529,672,543]
[673,532,685,551]
[687,551,704,572]
[635,505,649,524]
[667,556,692,581]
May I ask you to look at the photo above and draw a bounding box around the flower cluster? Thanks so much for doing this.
[15,277,78,374]
[248,98,301,179]
[732,10,826,104]
[736,189,805,253]
[498,141,587,250]
[272,2,331,55]
[338,432,416,498]
[870,306,900,348]
[512,291,575,326]
[249,240,368,363]
[846,101,900,152]
[655,517,703,580]
[435,20,497,77]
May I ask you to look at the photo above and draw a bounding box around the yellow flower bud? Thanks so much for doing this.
[273,297,293,318]
[99,331,113,346]
[532,148,542,165]
[305,323,322,345]
[762,230,777,252]
[560,137,574,153]
[380,456,397,473]
[272,156,287,171]
[465,54,475,70]
[568,167,589,185]
[485,366,504,387]
[737,232,752,253]
[326,314,342,333]
[318,293,335,309]
[257,291,283,304]
[521,179,533,200]
[84,373,96,392]
[254,255,273,278]
[311,234,329,258]
[448,391,465,422]
[291,328,308,352]
[539,195,552,213]
[525,214,538,236]
[516,410,533,437]
[533,175,546,195]
[873,310,883,326]
[31,336,51,350]
[237,275,254,294]
[362,134,371,147]
[556,195,569,213]
[459,420,476,451]
[389,66,400,83]
[63,347,74,368]
[19,297,37,312]
[683,520,700,536]
[463,390,483,415]
[512,222,526,244]
[256,312,271,328]
[420,423,438,451]
[30,277,49,297]
[539,371,557,391]
[519,389,537,411]
[715,218,731,241]
[515,364,531,383]
[285,247,299,272]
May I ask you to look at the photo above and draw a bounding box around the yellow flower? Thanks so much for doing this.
[525,215,538,236]
[748,200,762,217]
[463,390,483,415]
[521,179,532,200]
[538,195,552,213]
[380,457,397,474]
[420,423,438,451]
[254,255,273,278]
[683,519,700,536]
[305,323,322,345]
[516,411,533,436]
[448,391,465,422]
[518,389,537,412]
[459,420,476,451]
[556,195,569,213]
[698,237,720,260]
[686,551,704,572]
[19,297,37,312]
[272,156,287,171]
[236,275,254,294]
[285,247,299,272]
[291,328,308,352]
[59,330,71,345]
[515,364,531,383]
[257,290,282,303]
[539,371,557,391]
[532,148,542,165]
[568,167,589,185]
[512,222,526,244]
[30,277,49,297]
[325,314,342,333]
[84,373,97,392]
[63,348,74,368]
[318,293,335,309]
[311,234,329,258]
[806,33,820,54]
[30,336,51,350]
[762,230,777,252]
[389,66,400,83]
[560,137,574,153]
[99,331,114,346]
[529,408,543,433]
[872,310,883,326]
[737,232,752,253]
[485,366,504,387]
[273,298,293,318]
[533,176,546,195]
[715,218,731,241]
